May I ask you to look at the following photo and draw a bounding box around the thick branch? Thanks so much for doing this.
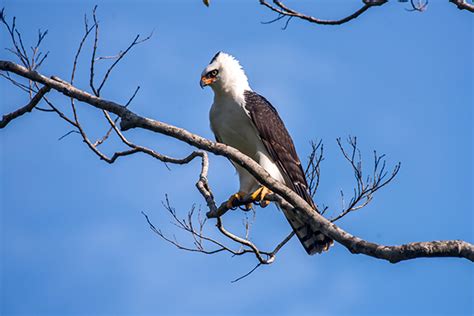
[0,85,50,128]
[1,60,472,264]
[292,205,474,263]
[226,194,474,263]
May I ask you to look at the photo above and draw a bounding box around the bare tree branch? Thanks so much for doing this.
[259,0,387,26]
[1,9,29,67]
[450,0,474,12]
[88,6,152,99]
[143,199,291,264]
[329,137,401,222]
[84,6,150,152]
[0,85,50,128]
[40,95,78,127]
[143,195,295,273]
[89,6,99,96]
[94,86,140,147]
[0,71,32,93]
[230,263,262,283]
[140,152,293,268]
[304,140,324,199]
[1,59,472,263]
[259,0,472,28]
[1,7,49,102]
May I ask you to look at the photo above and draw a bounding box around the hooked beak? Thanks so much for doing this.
[200,76,215,89]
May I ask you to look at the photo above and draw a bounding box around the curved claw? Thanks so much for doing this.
[250,186,272,208]
[239,203,254,211]
[226,191,245,209]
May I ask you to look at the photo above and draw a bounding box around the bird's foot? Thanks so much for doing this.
[249,186,272,208]
[226,191,252,209]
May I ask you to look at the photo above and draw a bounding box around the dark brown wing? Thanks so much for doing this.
[243,90,314,208]
[244,91,333,255]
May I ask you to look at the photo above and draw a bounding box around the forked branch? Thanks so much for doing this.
[305,140,324,200]
[143,196,293,265]
[330,137,401,222]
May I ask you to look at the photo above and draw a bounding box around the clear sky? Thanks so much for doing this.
[1,1,472,315]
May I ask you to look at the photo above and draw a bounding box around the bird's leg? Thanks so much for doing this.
[249,186,272,208]
[226,191,246,209]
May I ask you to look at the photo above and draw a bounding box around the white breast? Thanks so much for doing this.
[210,95,263,159]
[209,95,286,188]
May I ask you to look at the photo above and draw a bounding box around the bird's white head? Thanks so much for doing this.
[200,52,251,98]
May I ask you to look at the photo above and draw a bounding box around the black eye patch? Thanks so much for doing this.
[207,69,219,78]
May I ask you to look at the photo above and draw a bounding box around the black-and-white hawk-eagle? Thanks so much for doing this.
[200,52,333,255]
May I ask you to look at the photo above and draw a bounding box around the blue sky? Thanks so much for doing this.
[1,1,472,315]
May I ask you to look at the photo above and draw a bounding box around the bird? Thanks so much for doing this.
[200,52,333,255]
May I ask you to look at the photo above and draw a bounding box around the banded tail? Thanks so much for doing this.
[283,182,333,255]
[282,207,333,255]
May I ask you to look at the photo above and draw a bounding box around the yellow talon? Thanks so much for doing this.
[226,191,245,209]
[250,186,264,200]
[250,186,272,208]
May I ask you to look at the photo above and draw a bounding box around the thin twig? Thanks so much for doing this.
[330,137,400,222]
[94,86,140,147]
[231,263,262,283]
[96,32,152,96]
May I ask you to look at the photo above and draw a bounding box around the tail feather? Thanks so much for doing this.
[282,207,333,255]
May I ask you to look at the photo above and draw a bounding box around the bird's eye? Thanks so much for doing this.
[209,69,218,77]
